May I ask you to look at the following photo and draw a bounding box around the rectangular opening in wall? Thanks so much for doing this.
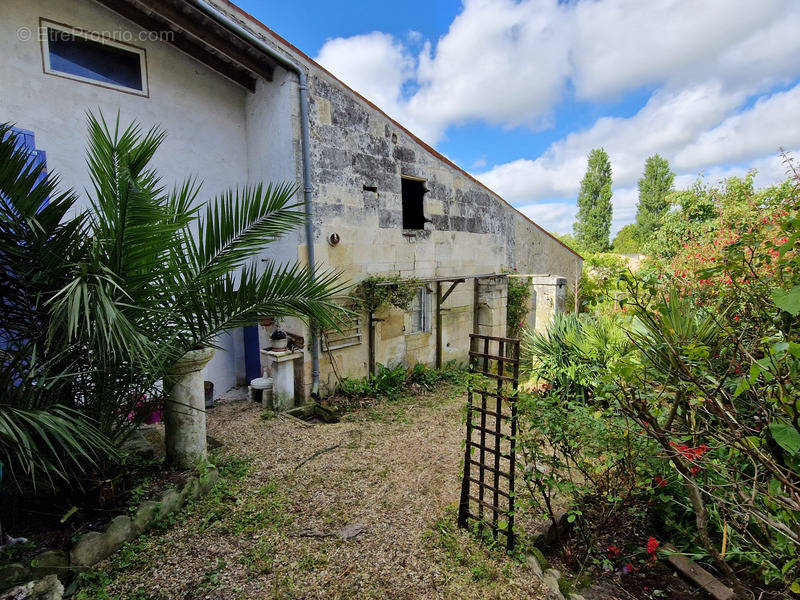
[41,20,147,95]
[401,177,427,230]
[406,287,431,334]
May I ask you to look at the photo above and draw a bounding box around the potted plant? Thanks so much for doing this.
[270,328,288,351]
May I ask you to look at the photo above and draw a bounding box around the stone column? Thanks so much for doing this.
[165,347,215,469]
[476,276,508,338]
[530,276,568,334]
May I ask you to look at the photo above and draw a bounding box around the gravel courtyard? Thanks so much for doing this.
[80,386,545,600]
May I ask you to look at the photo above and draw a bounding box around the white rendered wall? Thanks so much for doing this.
[0,0,261,394]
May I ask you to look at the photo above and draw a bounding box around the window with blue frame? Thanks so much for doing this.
[2,128,49,208]
[0,127,48,355]
[41,20,148,96]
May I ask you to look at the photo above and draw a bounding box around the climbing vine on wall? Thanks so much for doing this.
[351,275,423,314]
[506,275,531,338]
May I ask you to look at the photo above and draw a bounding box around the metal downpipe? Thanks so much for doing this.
[187,0,321,396]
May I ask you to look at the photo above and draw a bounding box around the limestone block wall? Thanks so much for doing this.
[209,2,583,395]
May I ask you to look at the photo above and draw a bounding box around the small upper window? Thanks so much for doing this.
[41,20,147,95]
[401,177,427,230]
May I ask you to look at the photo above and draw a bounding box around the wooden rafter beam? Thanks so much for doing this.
[94,0,258,91]
[135,0,275,82]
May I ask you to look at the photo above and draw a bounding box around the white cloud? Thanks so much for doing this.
[675,85,800,170]
[407,0,572,139]
[570,0,795,100]
[313,0,800,231]
[315,32,414,122]
[517,201,577,236]
[610,187,638,235]
[476,83,747,201]
[315,0,800,144]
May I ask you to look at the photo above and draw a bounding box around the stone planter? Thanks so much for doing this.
[164,347,215,469]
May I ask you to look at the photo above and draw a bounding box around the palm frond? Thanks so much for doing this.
[186,182,306,284]
[167,261,347,354]
[0,404,114,491]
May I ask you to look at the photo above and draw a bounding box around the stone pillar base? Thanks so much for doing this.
[165,347,215,469]
[261,350,303,411]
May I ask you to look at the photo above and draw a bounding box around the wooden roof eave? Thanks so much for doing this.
[93,0,279,92]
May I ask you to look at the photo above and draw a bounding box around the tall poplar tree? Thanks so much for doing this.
[574,148,613,253]
[636,154,674,238]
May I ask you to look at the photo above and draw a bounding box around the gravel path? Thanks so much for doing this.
[86,387,546,600]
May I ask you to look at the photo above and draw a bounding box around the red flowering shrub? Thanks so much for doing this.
[522,166,800,596]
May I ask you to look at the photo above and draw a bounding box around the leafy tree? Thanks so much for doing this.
[574,148,613,253]
[636,154,674,237]
[611,223,640,253]
[556,232,588,256]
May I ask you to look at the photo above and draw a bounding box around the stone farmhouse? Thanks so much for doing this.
[2,0,582,400]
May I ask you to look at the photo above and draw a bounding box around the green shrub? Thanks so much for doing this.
[335,361,466,401]
[506,276,532,338]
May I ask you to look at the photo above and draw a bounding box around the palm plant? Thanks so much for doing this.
[521,313,631,401]
[0,123,113,491]
[0,113,346,488]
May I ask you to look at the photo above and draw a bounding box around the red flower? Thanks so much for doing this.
[653,475,668,488]
[608,545,622,558]
[670,441,709,461]
[646,537,659,559]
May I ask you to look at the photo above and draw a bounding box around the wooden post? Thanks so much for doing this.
[471,278,480,368]
[368,311,375,376]
[435,281,442,369]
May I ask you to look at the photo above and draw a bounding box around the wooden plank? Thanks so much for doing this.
[468,495,510,516]
[468,351,519,364]
[435,281,442,369]
[440,279,464,303]
[472,277,480,344]
[468,404,511,421]
[474,389,515,402]
[468,477,511,499]
[665,547,735,600]
[468,440,512,458]
[468,459,511,479]
[136,0,275,80]
[507,339,519,550]
[368,311,375,376]
[478,389,487,527]
[474,370,516,383]
[458,395,474,528]
[469,333,519,344]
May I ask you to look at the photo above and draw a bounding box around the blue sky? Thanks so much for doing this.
[238,0,800,236]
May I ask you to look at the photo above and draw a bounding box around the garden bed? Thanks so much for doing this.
[531,490,784,600]
[538,494,712,600]
[0,427,184,564]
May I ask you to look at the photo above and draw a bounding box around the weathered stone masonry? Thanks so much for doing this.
[207,1,583,395]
